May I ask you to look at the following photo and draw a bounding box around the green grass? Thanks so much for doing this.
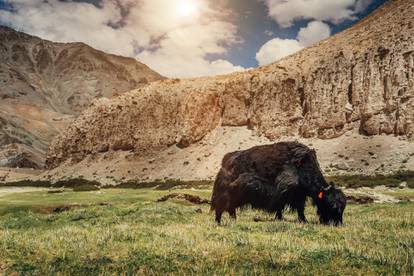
[0,188,413,275]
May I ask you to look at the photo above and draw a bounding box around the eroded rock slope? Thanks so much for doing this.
[47,0,414,175]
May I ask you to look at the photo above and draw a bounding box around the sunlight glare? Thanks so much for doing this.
[177,1,199,17]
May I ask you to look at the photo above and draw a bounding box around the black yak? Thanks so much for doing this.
[211,142,346,226]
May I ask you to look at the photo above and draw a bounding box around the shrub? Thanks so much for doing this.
[327,171,414,189]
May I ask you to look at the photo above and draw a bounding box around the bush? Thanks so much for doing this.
[327,171,414,189]
[114,179,213,190]
[72,185,100,192]
[53,178,101,189]
[0,180,51,187]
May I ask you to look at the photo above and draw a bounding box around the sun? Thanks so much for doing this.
[176,1,199,17]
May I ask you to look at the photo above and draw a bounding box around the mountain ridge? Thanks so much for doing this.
[0,25,164,168]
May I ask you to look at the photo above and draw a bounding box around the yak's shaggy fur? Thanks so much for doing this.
[211,142,347,226]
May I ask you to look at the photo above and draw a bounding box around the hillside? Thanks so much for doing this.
[0,26,164,168]
[45,0,414,182]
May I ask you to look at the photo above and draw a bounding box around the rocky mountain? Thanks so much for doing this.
[0,26,164,168]
[45,0,414,181]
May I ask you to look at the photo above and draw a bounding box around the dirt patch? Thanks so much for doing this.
[39,202,111,214]
[157,193,210,205]
[0,263,7,273]
[0,167,43,183]
[51,204,83,213]
[344,188,402,204]
[346,194,375,204]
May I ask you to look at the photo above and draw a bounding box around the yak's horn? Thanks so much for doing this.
[323,185,332,191]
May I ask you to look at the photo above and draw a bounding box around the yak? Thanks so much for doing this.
[211,142,346,226]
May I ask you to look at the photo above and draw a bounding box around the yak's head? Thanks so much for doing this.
[316,184,347,226]
[291,145,346,226]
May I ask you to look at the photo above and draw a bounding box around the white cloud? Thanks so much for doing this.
[355,0,373,13]
[137,23,245,77]
[297,21,331,47]
[0,0,245,77]
[256,20,331,66]
[256,0,372,66]
[209,59,246,75]
[256,38,302,66]
[261,0,373,27]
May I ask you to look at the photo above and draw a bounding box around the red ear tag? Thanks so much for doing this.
[318,191,324,200]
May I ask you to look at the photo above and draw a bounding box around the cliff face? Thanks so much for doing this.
[46,0,414,172]
[0,26,164,168]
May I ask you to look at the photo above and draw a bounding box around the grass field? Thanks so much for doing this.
[0,187,413,275]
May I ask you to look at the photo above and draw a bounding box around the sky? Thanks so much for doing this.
[0,0,387,78]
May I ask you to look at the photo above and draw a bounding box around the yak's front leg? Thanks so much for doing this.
[215,209,223,224]
[229,209,237,220]
[275,209,283,220]
[298,210,307,223]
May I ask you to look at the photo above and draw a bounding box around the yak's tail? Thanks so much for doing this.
[210,168,226,211]
[211,151,241,211]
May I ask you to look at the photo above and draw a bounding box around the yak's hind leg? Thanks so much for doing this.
[215,209,223,224]
[229,209,237,220]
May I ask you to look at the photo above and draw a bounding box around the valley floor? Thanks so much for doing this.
[0,187,413,275]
